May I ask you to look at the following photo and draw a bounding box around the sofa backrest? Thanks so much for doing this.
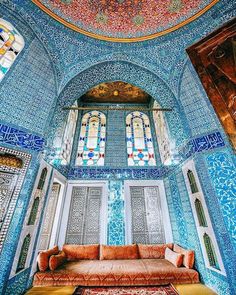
[100,244,139,260]
[138,243,173,259]
[62,244,100,261]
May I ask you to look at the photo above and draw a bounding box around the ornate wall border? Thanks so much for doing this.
[0,146,31,252]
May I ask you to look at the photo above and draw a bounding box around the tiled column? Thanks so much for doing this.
[107,180,125,245]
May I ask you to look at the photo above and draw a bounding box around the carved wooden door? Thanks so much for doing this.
[65,186,102,244]
[39,183,60,250]
[0,171,18,231]
[130,186,165,244]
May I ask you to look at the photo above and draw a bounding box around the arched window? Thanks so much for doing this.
[153,101,171,165]
[203,233,220,270]
[126,112,156,166]
[37,167,48,190]
[76,111,106,166]
[0,18,24,81]
[27,197,39,225]
[187,170,199,193]
[195,198,207,227]
[16,234,31,273]
[61,107,78,165]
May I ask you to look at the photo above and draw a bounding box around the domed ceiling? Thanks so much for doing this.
[33,0,218,42]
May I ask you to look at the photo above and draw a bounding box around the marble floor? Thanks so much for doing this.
[25,284,217,295]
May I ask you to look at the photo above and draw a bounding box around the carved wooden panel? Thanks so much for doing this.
[83,187,102,244]
[145,187,165,244]
[0,172,17,231]
[66,186,102,244]
[130,186,165,244]
[187,18,236,150]
[39,183,60,250]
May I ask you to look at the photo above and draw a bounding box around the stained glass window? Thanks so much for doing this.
[187,170,199,193]
[126,111,156,166]
[61,107,78,165]
[37,167,48,190]
[203,233,220,270]
[195,198,207,227]
[0,18,24,81]
[16,234,31,273]
[27,197,39,225]
[76,111,106,166]
[153,101,171,165]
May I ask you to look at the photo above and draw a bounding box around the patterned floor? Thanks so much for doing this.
[25,284,217,295]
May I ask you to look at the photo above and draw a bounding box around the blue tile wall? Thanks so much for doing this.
[164,168,232,295]
[194,153,236,294]
[0,7,57,136]
[205,152,236,250]
[107,180,125,245]
[0,0,235,294]
[0,123,45,151]
[179,61,219,136]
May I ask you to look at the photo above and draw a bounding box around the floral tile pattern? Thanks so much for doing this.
[35,0,216,39]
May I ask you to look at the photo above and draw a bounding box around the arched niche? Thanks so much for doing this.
[47,61,190,159]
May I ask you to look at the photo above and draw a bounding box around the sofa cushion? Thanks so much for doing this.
[62,244,99,261]
[37,246,59,272]
[165,247,183,267]
[100,244,139,260]
[173,244,195,269]
[138,243,173,259]
[49,251,67,271]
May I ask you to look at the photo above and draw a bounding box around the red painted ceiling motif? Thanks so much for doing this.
[33,0,218,41]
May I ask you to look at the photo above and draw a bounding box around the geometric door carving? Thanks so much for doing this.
[0,171,18,231]
[38,183,61,250]
[130,186,165,244]
[65,186,102,245]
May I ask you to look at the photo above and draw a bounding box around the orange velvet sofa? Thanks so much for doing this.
[33,244,199,287]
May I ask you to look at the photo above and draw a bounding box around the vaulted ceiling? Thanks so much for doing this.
[80,81,151,104]
[32,0,219,42]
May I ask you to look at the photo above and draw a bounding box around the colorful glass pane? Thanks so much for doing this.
[0,18,24,81]
[195,198,207,227]
[126,111,156,166]
[37,167,48,190]
[187,170,199,193]
[16,234,31,273]
[27,197,40,225]
[76,111,106,166]
[61,107,78,165]
[153,101,171,165]
[203,233,220,270]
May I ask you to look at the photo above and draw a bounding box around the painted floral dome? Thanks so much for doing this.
[33,0,218,41]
